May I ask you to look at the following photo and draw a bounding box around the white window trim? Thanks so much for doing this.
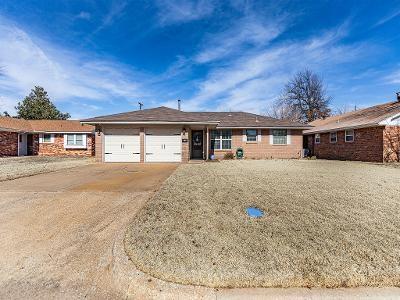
[315,133,321,144]
[330,132,337,143]
[211,130,232,150]
[39,133,55,143]
[345,129,354,143]
[244,129,258,142]
[64,134,87,149]
[271,129,289,145]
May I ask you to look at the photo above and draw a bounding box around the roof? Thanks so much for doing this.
[0,117,94,133]
[81,106,310,128]
[304,100,400,134]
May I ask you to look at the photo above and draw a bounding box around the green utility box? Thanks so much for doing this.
[236,147,244,159]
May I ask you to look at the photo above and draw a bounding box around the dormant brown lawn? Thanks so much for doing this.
[125,160,400,288]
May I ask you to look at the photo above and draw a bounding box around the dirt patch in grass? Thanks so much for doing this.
[0,156,93,181]
[125,160,400,288]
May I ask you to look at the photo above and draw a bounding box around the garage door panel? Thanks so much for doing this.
[145,128,182,162]
[104,134,140,162]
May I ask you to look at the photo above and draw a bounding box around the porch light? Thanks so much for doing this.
[182,128,187,135]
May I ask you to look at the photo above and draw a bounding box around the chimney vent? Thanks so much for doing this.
[178,99,181,111]
[396,92,400,102]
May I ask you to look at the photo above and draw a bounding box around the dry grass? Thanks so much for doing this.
[125,160,400,288]
[0,156,93,181]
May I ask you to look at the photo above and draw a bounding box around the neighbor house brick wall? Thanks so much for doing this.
[383,126,400,162]
[0,132,18,156]
[210,129,303,160]
[309,127,385,162]
[38,134,94,157]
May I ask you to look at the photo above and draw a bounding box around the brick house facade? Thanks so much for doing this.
[304,99,400,163]
[85,106,310,163]
[0,117,95,157]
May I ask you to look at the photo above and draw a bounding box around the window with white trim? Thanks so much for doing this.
[345,129,354,142]
[272,129,287,145]
[245,129,257,142]
[211,130,232,150]
[315,133,321,144]
[40,133,54,143]
[330,132,337,143]
[64,134,87,148]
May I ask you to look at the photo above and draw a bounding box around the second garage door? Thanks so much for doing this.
[145,128,182,162]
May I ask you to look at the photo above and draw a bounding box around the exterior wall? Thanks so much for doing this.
[38,133,94,157]
[210,129,303,160]
[95,126,103,162]
[307,127,385,162]
[383,126,400,162]
[0,131,18,156]
[182,129,189,163]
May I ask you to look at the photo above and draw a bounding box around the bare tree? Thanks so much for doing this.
[265,100,302,122]
[384,126,400,162]
[273,69,332,123]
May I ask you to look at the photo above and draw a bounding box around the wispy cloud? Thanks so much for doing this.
[384,69,400,84]
[155,0,215,25]
[194,15,287,64]
[76,11,91,20]
[373,7,400,27]
[0,18,145,117]
[183,24,368,113]
[94,0,129,32]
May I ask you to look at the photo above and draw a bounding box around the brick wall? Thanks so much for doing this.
[38,134,94,157]
[0,132,18,156]
[309,127,384,162]
[210,129,303,160]
[383,126,400,162]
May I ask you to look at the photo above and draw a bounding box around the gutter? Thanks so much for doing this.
[303,123,383,135]
[80,121,221,125]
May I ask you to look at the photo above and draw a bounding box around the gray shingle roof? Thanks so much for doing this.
[81,106,309,128]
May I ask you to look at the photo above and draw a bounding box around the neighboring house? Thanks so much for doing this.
[81,106,310,163]
[0,117,95,157]
[304,96,400,162]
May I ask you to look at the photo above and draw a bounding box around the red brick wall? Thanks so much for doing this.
[309,127,385,162]
[383,126,400,162]
[0,132,18,156]
[38,134,94,157]
[210,129,303,160]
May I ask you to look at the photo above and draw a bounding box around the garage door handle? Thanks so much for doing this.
[146,153,153,155]
[105,152,112,154]
[174,153,181,155]
[133,152,140,154]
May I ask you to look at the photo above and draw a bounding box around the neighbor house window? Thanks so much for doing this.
[315,134,321,144]
[272,129,287,145]
[64,134,87,148]
[345,129,354,142]
[246,129,257,142]
[330,132,337,143]
[211,130,232,150]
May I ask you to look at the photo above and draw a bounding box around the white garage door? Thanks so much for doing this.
[145,128,181,162]
[104,129,140,162]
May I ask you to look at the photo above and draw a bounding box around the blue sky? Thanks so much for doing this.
[0,0,400,119]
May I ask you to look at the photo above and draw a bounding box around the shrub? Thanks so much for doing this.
[224,152,234,160]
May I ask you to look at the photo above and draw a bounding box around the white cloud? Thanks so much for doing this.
[384,70,400,84]
[0,18,145,116]
[373,8,400,27]
[76,11,91,20]
[156,0,215,25]
[184,24,367,113]
[194,15,286,64]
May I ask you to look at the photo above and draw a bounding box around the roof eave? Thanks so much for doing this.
[80,121,220,125]
[304,123,383,134]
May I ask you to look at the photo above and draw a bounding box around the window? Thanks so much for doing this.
[64,134,86,148]
[40,134,54,143]
[345,129,354,142]
[246,129,257,142]
[211,130,232,150]
[330,132,337,143]
[315,134,321,144]
[272,129,287,145]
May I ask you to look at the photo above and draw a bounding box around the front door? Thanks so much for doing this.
[191,130,203,159]
[27,134,34,156]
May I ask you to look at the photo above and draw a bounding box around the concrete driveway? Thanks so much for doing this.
[0,163,178,299]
